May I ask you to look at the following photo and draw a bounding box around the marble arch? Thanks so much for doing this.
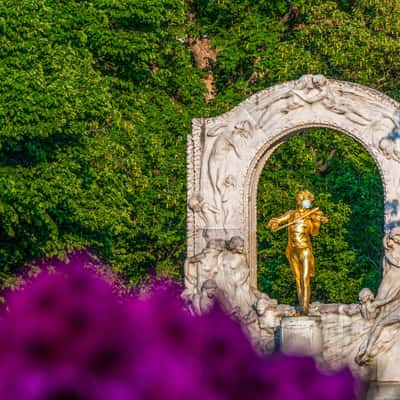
[186,75,400,290]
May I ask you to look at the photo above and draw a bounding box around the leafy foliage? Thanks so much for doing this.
[0,0,204,286]
[0,0,393,303]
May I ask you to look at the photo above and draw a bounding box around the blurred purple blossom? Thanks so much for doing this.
[0,253,364,400]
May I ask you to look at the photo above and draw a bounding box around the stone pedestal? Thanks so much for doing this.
[367,383,400,400]
[281,316,322,357]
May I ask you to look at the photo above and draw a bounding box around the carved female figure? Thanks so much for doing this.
[255,75,316,129]
[219,236,253,316]
[355,228,400,365]
[207,122,253,225]
[376,227,400,312]
[356,303,400,365]
[188,193,218,237]
[182,239,225,309]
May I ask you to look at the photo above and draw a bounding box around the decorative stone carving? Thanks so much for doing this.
[183,235,261,320]
[255,298,295,352]
[185,75,400,389]
[187,74,400,288]
[196,279,231,315]
[355,228,400,366]
[188,193,218,236]
[379,136,400,163]
[207,121,255,227]
[307,291,376,377]
[217,236,253,315]
[182,238,225,314]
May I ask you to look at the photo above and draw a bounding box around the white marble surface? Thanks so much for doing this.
[367,383,400,400]
[376,335,400,382]
[280,316,323,357]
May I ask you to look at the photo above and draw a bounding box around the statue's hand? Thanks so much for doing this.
[320,215,329,224]
[312,210,328,224]
[267,218,279,232]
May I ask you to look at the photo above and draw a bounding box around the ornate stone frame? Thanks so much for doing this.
[187,75,400,289]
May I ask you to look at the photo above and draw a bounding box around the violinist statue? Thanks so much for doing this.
[267,190,328,315]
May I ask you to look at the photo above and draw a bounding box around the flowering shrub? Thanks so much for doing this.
[0,256,362,399]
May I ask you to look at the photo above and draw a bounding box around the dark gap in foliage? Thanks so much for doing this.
[0,135,83,167]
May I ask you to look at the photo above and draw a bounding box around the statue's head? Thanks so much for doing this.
[379,138,394,160]
[358,288,374,304]
[296,190,315,209]
[201,279,218,297]
[223,175,237,189]
[233,120,253,139]
[188,194,204,212]
[388,227,400,246]
[226,236,245,253]
[312,74,327,88]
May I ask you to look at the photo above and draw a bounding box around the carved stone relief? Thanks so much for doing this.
[185,75,400,381]
[355,228,400,366]
[188,75,400,287]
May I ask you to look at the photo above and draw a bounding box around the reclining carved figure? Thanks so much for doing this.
[355,228,400,365]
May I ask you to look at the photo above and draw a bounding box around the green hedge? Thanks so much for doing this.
[0,0,394,303]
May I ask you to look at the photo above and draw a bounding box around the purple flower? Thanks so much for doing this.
[0,254,363,399]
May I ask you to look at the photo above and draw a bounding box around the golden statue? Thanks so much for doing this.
[267,190,328,315]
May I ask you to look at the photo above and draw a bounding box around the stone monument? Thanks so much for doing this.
[184,74,400,394]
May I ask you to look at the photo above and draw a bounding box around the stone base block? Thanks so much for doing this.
[280,316,322,357]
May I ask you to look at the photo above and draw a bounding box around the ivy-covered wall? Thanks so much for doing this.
[0,0,394,302]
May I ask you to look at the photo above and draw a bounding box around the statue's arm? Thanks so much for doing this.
[226,137,242,159]
[291,88,327,104]
[242,310,258,325]
[310,220,321,236]
[188,252,206,263]
[373,289,400,309]
[267,211,292,231]
[310,210,328,236]
[340,303,361,316]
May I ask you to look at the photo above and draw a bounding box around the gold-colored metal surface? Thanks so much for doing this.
[267,190,328,315]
